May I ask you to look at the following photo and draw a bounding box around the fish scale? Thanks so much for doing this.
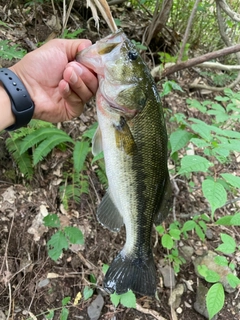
[77,30,172,296]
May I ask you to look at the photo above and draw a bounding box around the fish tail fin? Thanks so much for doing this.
[104,251,156,296]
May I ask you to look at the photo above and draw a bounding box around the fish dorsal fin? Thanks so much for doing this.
[97,189,124,232]
[154,175,173,225]
[92,126,103,156]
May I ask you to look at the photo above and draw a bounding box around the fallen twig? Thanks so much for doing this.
[136,303,169,320]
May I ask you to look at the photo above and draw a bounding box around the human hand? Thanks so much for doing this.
[9,39,98,123]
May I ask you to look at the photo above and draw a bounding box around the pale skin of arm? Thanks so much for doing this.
[0,38,98,131]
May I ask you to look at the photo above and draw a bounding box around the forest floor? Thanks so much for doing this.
[0,1,240,320]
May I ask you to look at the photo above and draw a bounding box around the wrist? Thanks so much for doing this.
[0,68,35,131]
[0,83,15,131]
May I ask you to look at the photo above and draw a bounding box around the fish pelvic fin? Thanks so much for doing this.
[97,189,124,232]
[92,126,103,156]
[104,250,156,296]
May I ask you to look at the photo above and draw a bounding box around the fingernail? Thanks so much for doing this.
[72,64,83,76]
[70,70,78,84]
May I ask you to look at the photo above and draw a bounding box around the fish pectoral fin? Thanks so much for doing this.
[97,189,124,232]
[92,126,103,156]
[154,174,173,225]
[114,116,137,156]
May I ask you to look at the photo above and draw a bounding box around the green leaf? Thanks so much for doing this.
[110,292,121,307]
[33,135,73,165]
[83,286,94,300]
[195,224,205,241]
[102,264,109,275]
[178,155,213,175]
[181,220,196,233]
[191,138,210,148]
[169,229,181,240]
[221,173,240,189]
[62,297,71,306]
[46,310,54,319]
[205,269,220,283]
[226,273,240,289]
[73,140,90,173]
[206,283,225,320]
[214,256,229,267]
[20,127,70,154]
[216,233,236,254]
[161,234,174,249]
[187,99,207,113]
[170,129,193,154]
[43,214,60,228]
[0,39,26,60]
[216,213,240,226]
[60,307,69,320]
[82,122,98,139]
[202,179,227,216]
[191,123,212,141]
[120,290,136,308]
[64,227,84,245]
[47,231,69,261]
[156,225,165,234]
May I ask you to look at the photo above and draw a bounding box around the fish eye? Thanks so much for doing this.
[128,50,138,60]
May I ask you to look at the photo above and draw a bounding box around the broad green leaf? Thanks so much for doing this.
[102,264,109,275]
[46,310,54,319]
[0,39,26,60]
[226,273,240,289]
[231,213,240,226]
[62,297,71,306]
[161,234,174,249]
[181,220,196,233]
[169,229,181,240]
[156,225,165,234]
[82,122,98,139]
[64,227,84,245]
[191,138,210,148]
[216,233,236,254]
[60,307,69,320]
[120,290,136,308]
[110,292,121,307]
[214,255,228,267]
[47,231,68,261]
[205,269,220,283]
[170,129,193,154]
[43,214,60,228]
[206,283,225,320]
[221,173,240,189]
[216,213,240,226]
[195,224,205,241]
[178,155,213,175]
[83,286,94,300]
[73,140,90,173]
[186,99,206,113]
[202,179,227,216]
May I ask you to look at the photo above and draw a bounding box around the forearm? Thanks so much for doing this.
[0,83,15,131]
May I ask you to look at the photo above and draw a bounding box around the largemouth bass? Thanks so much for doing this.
[77,30,171,297]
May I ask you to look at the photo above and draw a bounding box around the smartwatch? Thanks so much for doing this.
[0,68,35,131]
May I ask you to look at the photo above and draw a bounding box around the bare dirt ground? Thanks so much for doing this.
[0,1,240,320]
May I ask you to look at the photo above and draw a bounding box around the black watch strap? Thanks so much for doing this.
[0,68,35,131]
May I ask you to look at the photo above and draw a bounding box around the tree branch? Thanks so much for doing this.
[177,0,201,63]
[160,43,240,78]
[217,0,240,22]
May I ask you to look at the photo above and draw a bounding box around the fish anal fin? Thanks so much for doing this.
[92,126,103,156]
[97,189,123,232]
[104,251,156,296]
